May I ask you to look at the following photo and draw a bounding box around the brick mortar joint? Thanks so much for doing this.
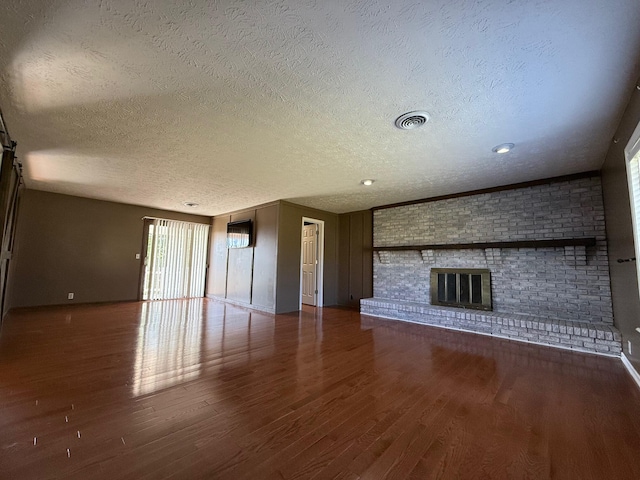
[360,300,620,339]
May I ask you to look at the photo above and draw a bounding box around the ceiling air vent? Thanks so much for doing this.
[395,111,430,130]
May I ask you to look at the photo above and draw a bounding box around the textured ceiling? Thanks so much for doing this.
[1,0,640,215]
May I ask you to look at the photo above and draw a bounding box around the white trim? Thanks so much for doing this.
[627,121,640,156]
[300,217,324,309]
[621,352,640,390]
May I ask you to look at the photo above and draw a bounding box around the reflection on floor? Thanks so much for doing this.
[0,299,639,479]
[133,299,204,396]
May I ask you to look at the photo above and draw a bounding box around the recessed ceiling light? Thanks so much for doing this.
[492,143,515,154]
[395,111,430,130]
[361,179,374,186]
[183,202,199,207]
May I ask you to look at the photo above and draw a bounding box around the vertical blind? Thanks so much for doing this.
[143,219,209,300]
[630,153,640,216]
[627,129,640,301]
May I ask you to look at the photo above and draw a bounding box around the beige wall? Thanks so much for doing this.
[226,210,257,305]
[207,201,370,314]
[252,205,279,310]
[601,80,640,371]
[7,191,365,315]
[275,201,339,313]
[338,210,373,308]
[207,215,230,298]
[207,200,340,314]
[7,190,210,309]
[206,202,279,313]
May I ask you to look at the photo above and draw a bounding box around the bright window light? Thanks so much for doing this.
[625,121,640,300]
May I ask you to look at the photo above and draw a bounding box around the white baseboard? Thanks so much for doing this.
[621,352,640,390]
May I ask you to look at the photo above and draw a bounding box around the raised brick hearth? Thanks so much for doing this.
[360,298,621,356]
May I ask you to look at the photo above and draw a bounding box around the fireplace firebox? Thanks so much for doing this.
[430,268,492,311]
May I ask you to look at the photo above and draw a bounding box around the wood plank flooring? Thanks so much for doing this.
[1,299,639,479]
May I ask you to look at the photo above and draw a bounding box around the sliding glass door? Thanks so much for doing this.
[141,219,209,300]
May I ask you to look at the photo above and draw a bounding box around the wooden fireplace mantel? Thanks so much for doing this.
[372,237,597,252]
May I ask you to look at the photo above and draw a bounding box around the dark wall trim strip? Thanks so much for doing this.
[372,238,597,252]
[372,171,601,211]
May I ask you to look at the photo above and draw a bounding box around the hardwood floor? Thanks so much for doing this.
[1,299,639,479]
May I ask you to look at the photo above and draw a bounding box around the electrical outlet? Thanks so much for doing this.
[68,293,74,300]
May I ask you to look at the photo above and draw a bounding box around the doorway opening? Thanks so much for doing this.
[300,217,324,308]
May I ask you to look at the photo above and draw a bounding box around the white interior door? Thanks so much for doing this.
[301,223,317,306]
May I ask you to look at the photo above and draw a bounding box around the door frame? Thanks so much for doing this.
[299,217,324,309]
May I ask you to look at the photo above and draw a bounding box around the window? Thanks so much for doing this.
[625,120,640,298]
[142,219,209,300]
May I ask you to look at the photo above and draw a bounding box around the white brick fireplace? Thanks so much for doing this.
[360,174,622,355]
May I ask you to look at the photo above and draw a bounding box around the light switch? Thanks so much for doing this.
[135,253,141,260]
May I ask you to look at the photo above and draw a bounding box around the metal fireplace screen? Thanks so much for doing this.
[430,268,492,311]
